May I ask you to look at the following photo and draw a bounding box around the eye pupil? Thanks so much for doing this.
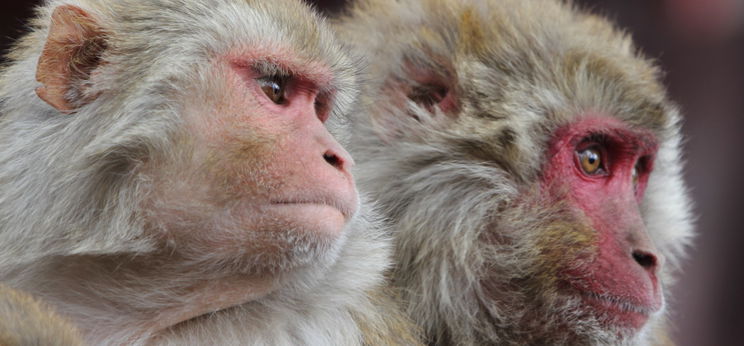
[577,147,602,175]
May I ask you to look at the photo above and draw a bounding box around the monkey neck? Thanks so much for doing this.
[2,210,392,344]
[16,254,283,338]
[150,273,278,335]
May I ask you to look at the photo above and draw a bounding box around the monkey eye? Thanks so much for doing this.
[576,146,605,175]
[257,75,288,104]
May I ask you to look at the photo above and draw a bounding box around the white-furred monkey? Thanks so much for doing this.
[0,0,419,344]
[336,0,694,345]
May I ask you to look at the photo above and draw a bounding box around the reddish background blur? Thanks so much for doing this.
[1,1,741,345]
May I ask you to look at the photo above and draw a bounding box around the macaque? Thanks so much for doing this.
[336,0,694,344]
[0,0,418,344]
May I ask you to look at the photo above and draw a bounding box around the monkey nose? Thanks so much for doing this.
[322,145,354,173]
[622,211,664,277]
[631,248,663,276]
[323,151,343,170]
[632,250,659,273]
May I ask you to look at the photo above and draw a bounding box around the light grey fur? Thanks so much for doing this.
[0,0,413,344]
[336,0,694,345]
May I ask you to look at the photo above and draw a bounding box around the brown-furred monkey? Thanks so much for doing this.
[336,0,694,345]
[0,0,419,344]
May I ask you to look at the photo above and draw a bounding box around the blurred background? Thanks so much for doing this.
[1,1,741,345]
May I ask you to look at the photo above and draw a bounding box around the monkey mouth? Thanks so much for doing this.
[269,198,354,219]
[577,290,660,329]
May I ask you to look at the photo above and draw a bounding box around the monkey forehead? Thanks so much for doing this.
[548,116,660,153]
[214,1,354,85]
[226,46,334,89]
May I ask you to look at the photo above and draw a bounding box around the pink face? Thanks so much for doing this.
[542,116,662,330]
[150,48,357,264]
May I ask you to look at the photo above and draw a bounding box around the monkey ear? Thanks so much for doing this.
[374,61,458,140]
[379,58,459,134]
[403,62,458,117]
[35,5,107,114]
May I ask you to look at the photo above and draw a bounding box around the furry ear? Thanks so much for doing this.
[396,8,489,121]
[403,59,458,116]
[370,56,458,141]
[35,5,107,113]
[371,57,455,133]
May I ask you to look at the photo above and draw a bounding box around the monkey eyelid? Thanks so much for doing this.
[250,60,292,79]
[577,133,610,147]
[255,74,291,89]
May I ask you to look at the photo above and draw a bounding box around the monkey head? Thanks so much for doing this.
[21,0,361,274]
[337,0,694,344]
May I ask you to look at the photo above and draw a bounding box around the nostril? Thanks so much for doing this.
[632,250,658,271]
[323,151,343,170]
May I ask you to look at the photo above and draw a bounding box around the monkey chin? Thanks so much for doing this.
[556,276,663,340]
[576,290,661,331]
[263,202,351,237]
[567,272,662,333]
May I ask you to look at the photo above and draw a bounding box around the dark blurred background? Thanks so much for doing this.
[2,1,741,345]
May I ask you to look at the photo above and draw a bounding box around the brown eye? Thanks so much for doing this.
[258,76,287,104]
[577,147,603,175]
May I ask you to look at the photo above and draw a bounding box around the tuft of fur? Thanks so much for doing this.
[336,0,694,345]
[0,285,83,346]
[0,0,419,344]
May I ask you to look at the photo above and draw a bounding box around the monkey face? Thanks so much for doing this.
[523,116,664,334]
[144,53,359,274]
